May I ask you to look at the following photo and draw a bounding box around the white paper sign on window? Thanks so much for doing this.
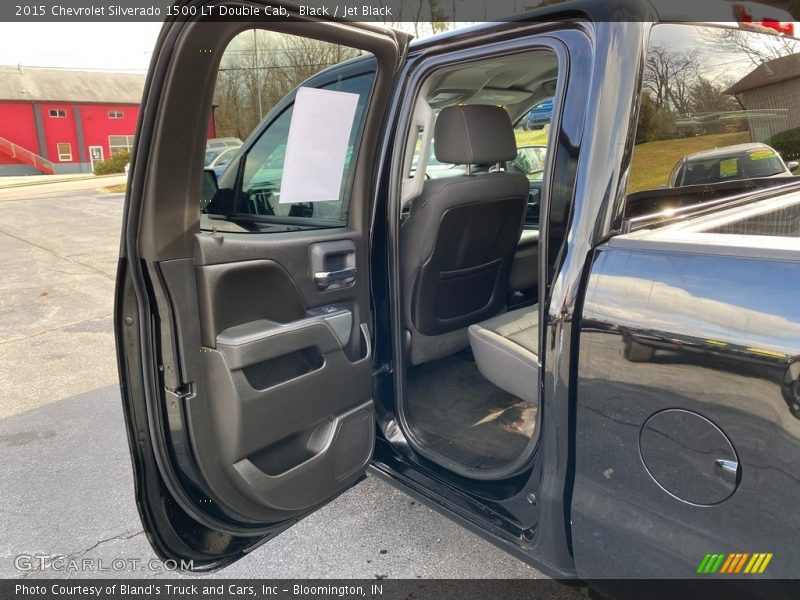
[279,86,360,204]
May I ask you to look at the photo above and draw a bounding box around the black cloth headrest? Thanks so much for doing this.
[434,104,518,165]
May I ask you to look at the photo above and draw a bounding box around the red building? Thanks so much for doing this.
[0,66,216,176]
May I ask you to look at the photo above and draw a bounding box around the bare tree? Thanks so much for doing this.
[409,0,425,37]
[705,28,799,69]
[689,77,739,114]
[644,44,700,114]
[213,30,360,139]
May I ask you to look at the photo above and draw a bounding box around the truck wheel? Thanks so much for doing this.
[623,339,655,362]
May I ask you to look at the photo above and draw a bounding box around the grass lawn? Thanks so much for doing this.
[513,129,753,193]
[514,129,550,147]
[628,131,751,192]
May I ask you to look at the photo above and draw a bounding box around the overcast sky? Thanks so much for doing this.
[0,17,796,74]
[0,23,162,72]
[0,20,469,72]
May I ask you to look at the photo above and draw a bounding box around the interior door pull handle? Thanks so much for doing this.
[314,266,357,289]
[714,459,739,474]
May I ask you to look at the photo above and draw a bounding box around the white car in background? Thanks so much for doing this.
[206,137,242,149]
[669,142,800,187]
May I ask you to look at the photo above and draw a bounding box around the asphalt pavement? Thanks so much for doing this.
[0,178,551,581]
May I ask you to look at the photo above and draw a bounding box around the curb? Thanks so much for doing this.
[0,174,125,190]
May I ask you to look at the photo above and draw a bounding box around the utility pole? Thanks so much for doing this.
[253,29,263,120]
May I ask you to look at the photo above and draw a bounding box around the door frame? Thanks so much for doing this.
[387,36,569,481]
[88,145,104,171]
[116,7,410,569]
[368,22,594,579]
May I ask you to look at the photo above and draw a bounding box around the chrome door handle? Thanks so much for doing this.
[714,459,739,474]
[314,266,357,289]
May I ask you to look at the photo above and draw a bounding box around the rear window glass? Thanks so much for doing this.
[201,28,372,233]
[625,24,800,218]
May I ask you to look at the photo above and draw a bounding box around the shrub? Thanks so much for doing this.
[768,127,800,161]
[93,150,130,175]
[635,93,676,143]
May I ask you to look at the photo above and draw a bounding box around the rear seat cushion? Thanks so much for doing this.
[467,306,539,404]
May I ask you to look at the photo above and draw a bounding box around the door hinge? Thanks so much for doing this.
[373,362,393,377]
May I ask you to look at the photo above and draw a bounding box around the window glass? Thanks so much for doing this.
[626,24,800,225]
[408,128,424,177]
[213,147,238,170]
[203,29,372,232]
[204,147,228,167]
[57,143,71,161]
[49,109,66,118]
[236,73,373,221]
[514,96,554,227]
[109,135,135,155]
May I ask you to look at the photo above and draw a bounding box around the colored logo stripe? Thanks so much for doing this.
[758,553,773,573]
[744,553,774,574]
[719,554,736,573]
[710,554,725,573]
[698,552,773,574]
[734,553,749,573]
[697,553,726,573]
[696,554,712,573]
[722,553,746,573]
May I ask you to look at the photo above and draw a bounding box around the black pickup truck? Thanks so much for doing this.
[115,0,800,595]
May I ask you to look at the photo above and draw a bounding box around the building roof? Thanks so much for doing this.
[725,54,800,95]
[0,66,145,104]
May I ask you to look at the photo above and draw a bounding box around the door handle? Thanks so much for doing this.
[314,266,357,289]
[714,458,739,475]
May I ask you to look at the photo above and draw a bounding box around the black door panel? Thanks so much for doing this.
[189,230,374,522]
[194,230,371,357]
[116,11,409,567]
[195,259,306,346]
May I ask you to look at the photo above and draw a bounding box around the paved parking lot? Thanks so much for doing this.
[0,178,552,580]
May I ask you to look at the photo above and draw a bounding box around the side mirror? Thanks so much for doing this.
[787,160,799,173]
[511,145,547,178]
[200,168,218,209]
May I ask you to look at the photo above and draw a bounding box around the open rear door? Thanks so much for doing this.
[115,4,409,570]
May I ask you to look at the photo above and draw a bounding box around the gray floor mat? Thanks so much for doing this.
[405,351,537,471]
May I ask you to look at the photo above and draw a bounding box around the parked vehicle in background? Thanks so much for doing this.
[117,1,800,596]
[204,144,241,168]
[206,136,242,149]
[669,143,800,187]
[208,146,241,178]
[521,98,553,130]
